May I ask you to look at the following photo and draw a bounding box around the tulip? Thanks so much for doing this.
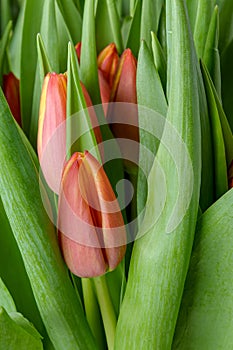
[57,151,126,278]
[107,49,139,158]
[97,43,119,89]
[3,72,21,126]
[37,72,103,160]
[37,72,67,163]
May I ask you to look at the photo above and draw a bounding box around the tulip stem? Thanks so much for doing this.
[82,278,106,350]
[93,275,117,350]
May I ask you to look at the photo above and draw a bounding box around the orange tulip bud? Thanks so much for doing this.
[37,72,67,163]
[97,43,119,88]
[3,72,21,126]
[98,69,111,115]
[107,48,139,149]
[58,151,126,278]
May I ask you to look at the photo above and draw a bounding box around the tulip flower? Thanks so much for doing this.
[107,48,139,155]
[3,72,21,126]
[37,72,67,163]
[97,43,119,89]
[57,151,126,278]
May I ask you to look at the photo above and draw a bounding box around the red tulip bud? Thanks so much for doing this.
[3,72,21,126]
[107,49,139,153]
[97,43,119,88]
[58,151,126,277]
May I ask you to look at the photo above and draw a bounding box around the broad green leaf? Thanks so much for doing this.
[0,278,16,313]
[140,0,159,51]
[151,31,167,93]
[121,16,132,48]
[185,0,198,33]
[218,0,233,53]
[29,34,53,148]
[122,0,130,17]
[196,65,214,211]
[95,0,123,53]
[55,0,82,43]
[36,34,53,84]
[80,0,101,105]
[193,0,215,58]
[220,38,233,132]
[20,0,44,136]
[157,4,167,57]
[0,20,12,84]
[0,307,43,350]
[115,1,201,348]
[8,1,25,77]
[55,2,73,72]
[201,61,228,199]
[173,188,233,349]
[39,0,60,72]
[203,5,221,97]
[66,42,101,162]
[0,89,97,350]
[125,0,142,57]
[202,62,233,166]
[0,197,47,340]
[0,0,11,36]
[136,40,167,217]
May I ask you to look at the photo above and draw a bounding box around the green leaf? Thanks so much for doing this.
[0,307,43,350]
[39,0,60,72]
[80,0,101,105]
[125,0,142,57]
[115,1,201,348]
[0,89,97,350]
[66,42,101,162]
[0,196,47,339]
[193,0,215,58]
[203,5,221,97]
[201,61,228,199]
[0,0,11,36]
[8,1,25,77]
[151,31,167,93]
[218,0,233,53]
[157,4,167,57]
[220,38,233,132]
[55,0,82,43]
[29,34,53,148]
[136,40,167,217]
[0,20,12,84]
[19,0,44,136]
[173,188,233,349]
[0,278,16,313]
[197,65,214,211]
[140,0,159,51]
[96,0,123,53]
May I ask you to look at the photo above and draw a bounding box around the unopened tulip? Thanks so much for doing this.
[107,48,138,151]
[3,72,21,126]
[38,72,102,164]
[37,72,67,163]
[97,43,119,88]
[58,151,126,278]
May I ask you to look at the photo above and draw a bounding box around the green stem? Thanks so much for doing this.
[82,278,106,350]
[93,275,117,350]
